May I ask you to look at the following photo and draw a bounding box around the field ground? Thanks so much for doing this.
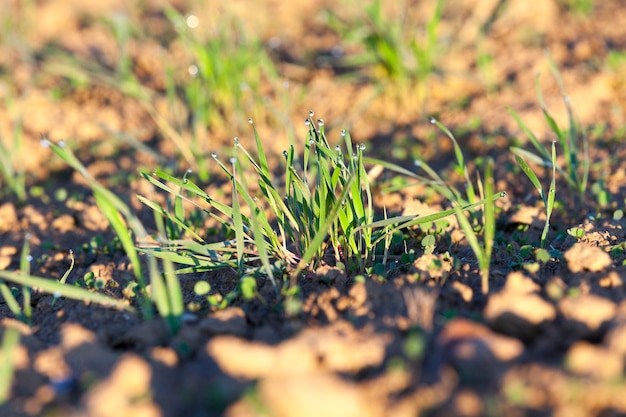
[2,1,626,416]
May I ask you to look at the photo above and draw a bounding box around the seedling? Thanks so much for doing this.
[509,52,589,208]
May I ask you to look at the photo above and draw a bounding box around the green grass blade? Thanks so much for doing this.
[482,157,496,294]
[0,271,134,312]
[0,326,20,404]
[513,153,546,205]
[507,107,552,162]
[295,174,356,275]
[0,282,23,322]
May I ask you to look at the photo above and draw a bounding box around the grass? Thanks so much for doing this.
[363,118,504,293]
[0,113,26,202]
[0,326,20,405]
[329,0,443,85]
[135,112,505,305]
[509,52,589,209]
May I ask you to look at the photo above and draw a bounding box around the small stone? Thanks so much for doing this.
[198,307,247,337]
[451,281,473,303]
[436,318,524,381]
[502,271,540,294]
[259,373,379,417]
[566,341,624,380]
[604,321,626,355]
[484,291,556,341]
[599,271,623,288]
[564,242,612,273]
[559,294,616,336]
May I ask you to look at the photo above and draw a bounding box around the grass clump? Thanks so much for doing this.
[140,112,376,284]
[142,113,505,295]
[364,118,505,294]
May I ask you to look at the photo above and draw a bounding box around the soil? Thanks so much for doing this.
[1,1,626,416]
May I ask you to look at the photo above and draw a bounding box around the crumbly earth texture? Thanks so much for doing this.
[1,1,626,416]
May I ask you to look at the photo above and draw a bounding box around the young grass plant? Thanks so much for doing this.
[362,118,505,293]
[509,53,589,207]
[330,0,443,84]
[141,114,505,296]
[139,114,374,285]
[514,141,557,249]
[43,138,184,333]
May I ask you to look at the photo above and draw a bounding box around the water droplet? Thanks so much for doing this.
[309,139,315,145]
[282,150,288,157]
[229,157,236,164]
[341,129,346,137]
[429,117,436,124]
[308,110,314,117]
[248,118,253,124]
[211,152,218,159]
[187,169,193,174]
[414,160,421,167]
[188,65,198,77]
[26,255,33,262]
[25,233,32,240]
[268,37,281,49]
[58,140,66,148]
[359,144,366,151]
[304,119,310,126]
[40,138,50,148]
[317,119,324,127]
[186,14,199,28]
[330,45,344,57]
[499,191,507,198]
[552,140,557,144]
[234,137,240,145]
[335,145,341,151]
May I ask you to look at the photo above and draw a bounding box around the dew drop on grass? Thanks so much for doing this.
[186,14,199,28]
[308,110,314,117]
[308,139,315,145]
[283,150,288,158]
[429,117,436,124]
[317,119,324,127]
[211,152,218,159]
[26,255,33,262]
[341,129,346,137]
[335,145,341,151]
[229,157,236,164]
[304,119,310,126]
[248,118,253,124]
[58,140,66,148]
[499,191,507,198]
[40,138,50,148]
[359,144,366,151]
[234,137,240,145]
[187,169,193,174]
[188,65,198,77]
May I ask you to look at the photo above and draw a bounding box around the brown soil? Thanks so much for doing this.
[1,1,626,416]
